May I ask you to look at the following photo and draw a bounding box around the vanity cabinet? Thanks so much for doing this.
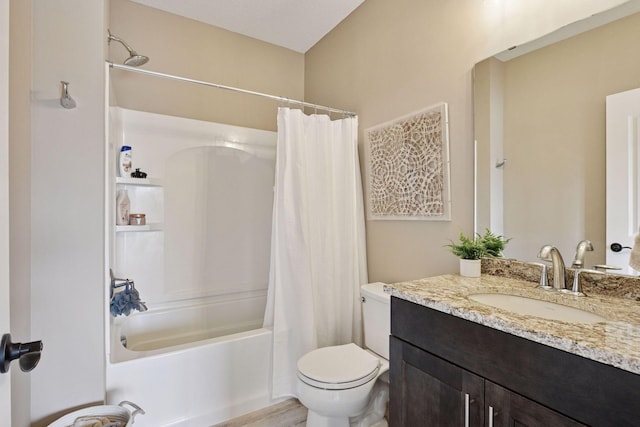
[390,336,484,426]
[391,337,582,426]
[484,380,582,426]
[390,297,640,426]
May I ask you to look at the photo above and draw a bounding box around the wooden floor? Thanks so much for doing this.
[212,399,307,427]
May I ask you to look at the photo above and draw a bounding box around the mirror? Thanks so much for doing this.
[474,2,640,266]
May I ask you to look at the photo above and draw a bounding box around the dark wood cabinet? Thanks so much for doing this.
[484,380,583,427]
[391,336,583,426]
[390,297,640,426]
[390,336,484,426]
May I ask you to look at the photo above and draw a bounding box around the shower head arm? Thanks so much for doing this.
[108,30,137,56]
[107,29,149,67]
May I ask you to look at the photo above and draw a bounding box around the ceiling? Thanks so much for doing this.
[130,0,366,53]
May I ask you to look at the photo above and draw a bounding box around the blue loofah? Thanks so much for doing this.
[110,281,146,317]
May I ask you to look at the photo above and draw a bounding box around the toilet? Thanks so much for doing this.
[297,282,390,427]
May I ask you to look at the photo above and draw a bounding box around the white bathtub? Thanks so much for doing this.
[106,292,278,427]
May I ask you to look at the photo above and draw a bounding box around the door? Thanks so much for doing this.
[0,0,12,422]
[485,381,585,426]
[389,336,484,426]
[606,88,640,274]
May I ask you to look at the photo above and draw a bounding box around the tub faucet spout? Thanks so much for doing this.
[537,245,566,290]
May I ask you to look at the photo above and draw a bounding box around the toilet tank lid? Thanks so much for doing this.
[360,282,390,303]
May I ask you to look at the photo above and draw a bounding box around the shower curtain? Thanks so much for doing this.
[264,107,368,399]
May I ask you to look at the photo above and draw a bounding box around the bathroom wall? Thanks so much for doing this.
[108,0,305,132]
[304,0,629,283]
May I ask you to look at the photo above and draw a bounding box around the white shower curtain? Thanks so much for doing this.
[263,107,368,399]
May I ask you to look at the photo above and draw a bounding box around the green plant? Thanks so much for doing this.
[478,229,512,257]
[446,229,512,260]
[447,232,487,260]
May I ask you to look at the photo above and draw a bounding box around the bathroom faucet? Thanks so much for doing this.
[571,240,593,269]
[537,245,566,291]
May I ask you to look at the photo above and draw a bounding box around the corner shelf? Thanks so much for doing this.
[115,177,163,187]
[115,223,163,233]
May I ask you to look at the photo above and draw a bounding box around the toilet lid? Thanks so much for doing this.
[297,343,380,390]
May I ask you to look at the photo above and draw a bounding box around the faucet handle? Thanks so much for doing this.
[593,264,622,272]
[530,262,552,289]
[568,269,587,297]
[538,264,551,289]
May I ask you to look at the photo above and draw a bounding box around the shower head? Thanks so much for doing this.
[108,29,149,67]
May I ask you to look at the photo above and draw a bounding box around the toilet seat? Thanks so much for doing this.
[297,343,380,390]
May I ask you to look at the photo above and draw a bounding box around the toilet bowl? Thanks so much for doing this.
[296,283,390,427]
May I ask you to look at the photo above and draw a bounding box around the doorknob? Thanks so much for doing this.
[610,243,632,252]
[0,333,43,374]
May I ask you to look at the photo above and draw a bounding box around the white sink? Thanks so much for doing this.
[468,293,607,324]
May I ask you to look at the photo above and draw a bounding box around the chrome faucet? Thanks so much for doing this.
[571,240,593,269]
[537,245,566,291]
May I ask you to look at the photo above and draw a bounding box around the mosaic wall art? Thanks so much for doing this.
[365,103,451,220]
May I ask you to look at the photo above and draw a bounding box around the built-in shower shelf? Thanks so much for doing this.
[116,177,163,187]
[115,223,163,233]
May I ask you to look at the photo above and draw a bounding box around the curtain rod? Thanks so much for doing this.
[107,61,356,117]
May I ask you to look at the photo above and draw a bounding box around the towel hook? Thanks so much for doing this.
[60,81,76,109]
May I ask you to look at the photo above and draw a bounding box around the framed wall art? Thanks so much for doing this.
[365,102,451,221]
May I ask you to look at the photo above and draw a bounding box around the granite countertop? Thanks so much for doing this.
[386,274,640,375]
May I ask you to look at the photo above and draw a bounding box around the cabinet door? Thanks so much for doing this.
[485,381,585,427]
[390,336,484,426]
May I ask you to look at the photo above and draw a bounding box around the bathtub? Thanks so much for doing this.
[106,291,279,427]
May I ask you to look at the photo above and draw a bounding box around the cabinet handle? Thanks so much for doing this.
[488,405,499,427]
[464,393,475,427]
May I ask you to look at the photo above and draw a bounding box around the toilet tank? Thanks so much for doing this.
[360,282,391,359]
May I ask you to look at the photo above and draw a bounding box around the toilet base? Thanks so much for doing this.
[306,409,350,427]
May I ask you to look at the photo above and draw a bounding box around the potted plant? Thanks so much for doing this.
[447,229,511,277]
[478,229,512,257]
[447,232,486,277]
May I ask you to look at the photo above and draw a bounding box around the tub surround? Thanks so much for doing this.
[386,258,640,375]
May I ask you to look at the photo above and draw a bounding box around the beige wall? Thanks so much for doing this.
[304,0,629,283]
[109,0,305,132]
[494,12,640,264]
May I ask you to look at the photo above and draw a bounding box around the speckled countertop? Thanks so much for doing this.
[386,274,640,375]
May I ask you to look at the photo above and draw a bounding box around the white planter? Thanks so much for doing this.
[459,259,481,278]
